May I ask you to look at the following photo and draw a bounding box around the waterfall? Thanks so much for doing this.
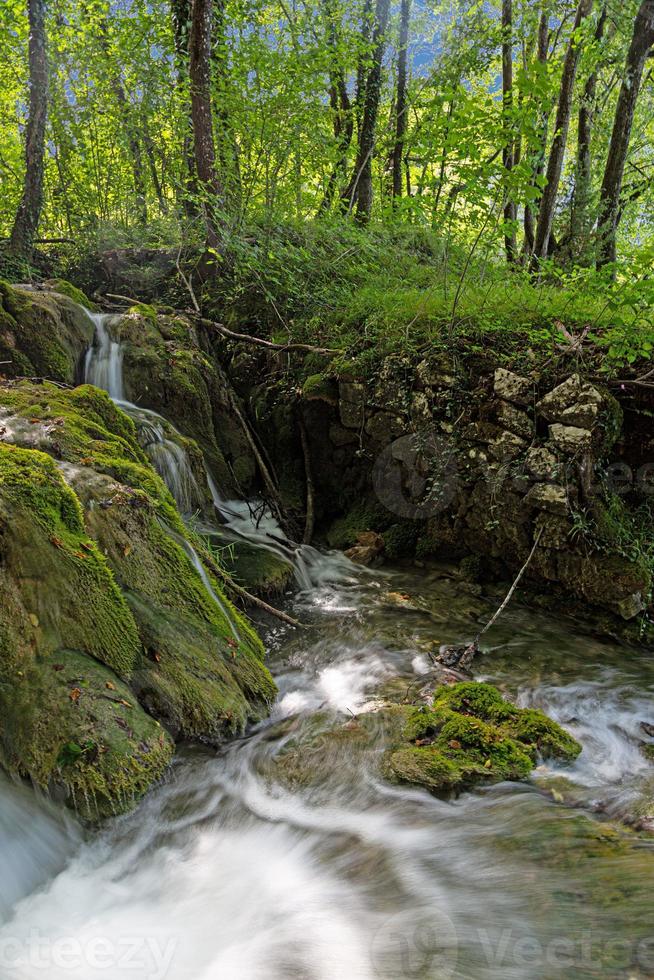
[83,308,357,595]
[206,472,358,592]
[83,312,125,400]
[83,312,202,516]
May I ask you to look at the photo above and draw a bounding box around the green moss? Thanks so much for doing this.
[0,380,276,817]
[0,444,141,678]
[0,648,173,822]
[0,283,94,382]
[47,279,95,310]
[128,302,157,323]
[222,538,294,596]
[387,682,581,795]
[326,499,391,549]
[301,373,337,402]
[382,522,419,559]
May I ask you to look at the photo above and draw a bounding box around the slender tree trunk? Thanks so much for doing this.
[9,0,48,260]
[502,0,517,262]
[523,10,549,253]
[532,0,594,265]
[597,0,654,269]
[171,0,198,212]
[391,0,411,200]
[317,0,354,214]
[189,0,224,249]
[343,0,391,222]
[355,0,374,136]
[212,0,241,212]
[569,7,606,257]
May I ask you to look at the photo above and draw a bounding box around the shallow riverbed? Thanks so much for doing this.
[1,561,654,980]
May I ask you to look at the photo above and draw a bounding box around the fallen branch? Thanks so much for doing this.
[107,291,340,356]
[105,292,145,307]
[199,317,341,356]
[438,527,544,670]
[201,547,302,628]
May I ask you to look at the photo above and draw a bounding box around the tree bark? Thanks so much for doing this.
[317,0,354,214]
[171,0,198,212]
[343,0,391,222]
[532,0,594,264]
[391,0,411,200]
[9,0,48,260]
[523,10,549,253]
[502,0,517,262]
[189,0,225,249]
[569,7,606,256]
[596,0,654,269]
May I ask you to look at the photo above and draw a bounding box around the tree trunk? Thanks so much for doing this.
[391,0,411,200]
[9,0,48,260]
[189,0,224,249]
[212,0,242,212]
[597,0,654,269]
[569,7,606,257]
[502,0,517,262]
[523,10,549,253]
[171,0,198,212]
[532,0,594,265]
[317,0,354,214]
[343,0,391,222]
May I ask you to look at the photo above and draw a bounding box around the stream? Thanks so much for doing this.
[0,312,653,979]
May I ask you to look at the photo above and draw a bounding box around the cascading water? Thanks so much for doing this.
[84,306,354,589]
[4,300,650,979]
[1,563,653,980]
[83,312,125,401]
[84,313,203,516]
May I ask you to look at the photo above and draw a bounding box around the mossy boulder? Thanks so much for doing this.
[221,538,295,597]
[0,381,276,819]
[0,283,94,382]
[111,311,256,496]
[386,682,581,794]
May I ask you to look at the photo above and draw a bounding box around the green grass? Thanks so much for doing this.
[193,220,654,375]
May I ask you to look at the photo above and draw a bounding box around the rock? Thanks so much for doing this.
[385,682,581,795]
[462,421,503,445]
[329,424,358,447]
[488,430,527,461]
[534,513,572,550]
[344,531,385,565]
[525,483,569,515]
[615,593,645,620]
[537,375,603,427]
[495,401,533,439]
[338,380,366,429]
[493,368,532,406]
[0,380,276,821]
[524,446,559,481]
[548,423,592,454]
[410,391,432,425]
[364,411,405,444]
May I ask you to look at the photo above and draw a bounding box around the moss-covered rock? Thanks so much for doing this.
[112,311,256,496]
[221,538,295,596]
[0,380,276,819]
[386,682,581,794]
[0,283,94,382]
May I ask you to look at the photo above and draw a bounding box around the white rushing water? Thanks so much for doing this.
[1,567,653,980]
[3,304,647,979]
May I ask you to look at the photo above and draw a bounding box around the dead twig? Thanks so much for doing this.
[200,547,302,628]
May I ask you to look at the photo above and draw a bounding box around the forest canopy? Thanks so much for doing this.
[1,0,653,349]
